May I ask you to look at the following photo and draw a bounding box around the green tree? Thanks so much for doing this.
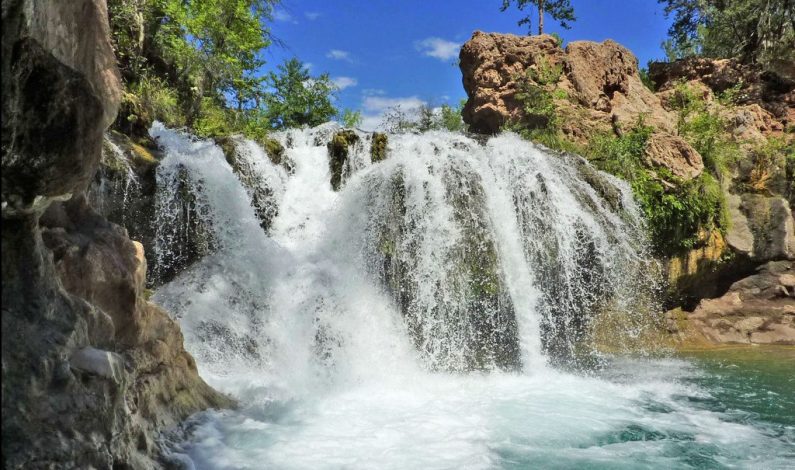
[262,58,339,129]
[500,0,576,35]
[108,0,278,123]
[439,101,466,132]
[341,109,363,128]
[658,0,795,65]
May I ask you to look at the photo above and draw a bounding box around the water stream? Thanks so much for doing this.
[149,123,794,469]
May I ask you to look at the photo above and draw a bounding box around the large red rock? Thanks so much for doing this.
[459,31,675,136]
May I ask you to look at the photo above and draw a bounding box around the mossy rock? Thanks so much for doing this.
[258,137,286,167]
[129,142,158,166]
[114,92,152,139]
[328,130,360,191]
[371,132,388,163]
[215,136,238,167]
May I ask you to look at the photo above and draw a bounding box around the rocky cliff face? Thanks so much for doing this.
[1,1,229,468]
[459,31,795,347]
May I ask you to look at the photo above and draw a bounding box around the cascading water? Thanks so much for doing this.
[88,135,142,221]
[148,123,794,469]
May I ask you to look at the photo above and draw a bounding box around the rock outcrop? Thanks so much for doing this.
[667,261,795,346]
[459,31,676,137]
[649,57,795,128]
[1,1,229,468]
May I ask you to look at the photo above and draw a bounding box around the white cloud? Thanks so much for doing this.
[326,49,353,62]
[362,96,426,113]
[415,37,461,61]
[362,88,386,96]
[273,9,294,23]
[359,95,427,131]
[305,11,321,20]
[331,76,358,90]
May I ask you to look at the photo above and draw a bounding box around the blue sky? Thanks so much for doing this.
[263,0,673,129]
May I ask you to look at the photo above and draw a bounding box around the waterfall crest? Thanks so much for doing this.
[149,122,661,384]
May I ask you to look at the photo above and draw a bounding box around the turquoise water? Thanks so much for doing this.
[179,348,795,469]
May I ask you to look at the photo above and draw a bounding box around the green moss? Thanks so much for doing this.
[129,142,157,166]
[371,132,388,163]
[327,130,360,191]
[259,137,285,166]
[215,136,238,167]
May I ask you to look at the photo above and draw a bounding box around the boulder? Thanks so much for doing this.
[649,56,795,128]
[730,194,795,261]
[644,133,704,181]
[667,261,795,346]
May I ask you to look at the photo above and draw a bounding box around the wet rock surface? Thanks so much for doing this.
[1,1,229,468]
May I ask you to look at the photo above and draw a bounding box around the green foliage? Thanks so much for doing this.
[380,100,465,133]
[439,102,466,132]
[193,97,237,138]
[632,172,727,252]
[500,0,576,35]
[658,0,795,65]
[129,75,182,127]
[341,109,363,128]
[669,82,740,178]
[639,67,655,91]
[505,61,563,135]
[261,58,339,129]
[584,119,728,253]
[587,121,654,181]
[550,32,564,47]
[716,82,745,106]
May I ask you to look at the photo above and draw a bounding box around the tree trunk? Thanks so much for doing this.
[538,0,545,35]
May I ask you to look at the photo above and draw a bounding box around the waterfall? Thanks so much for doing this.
[150,122,659,385]
[147,124,790,470]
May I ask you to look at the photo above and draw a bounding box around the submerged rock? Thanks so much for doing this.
[373,164,521,371]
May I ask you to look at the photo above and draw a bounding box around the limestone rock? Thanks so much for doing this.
[649,56,795,128]
[70,346,125,383]
[644,133,704,181]
[726,194,795,261]
[667,261,795,346]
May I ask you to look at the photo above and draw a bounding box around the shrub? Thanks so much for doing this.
[744,136,794,193]
[669,82,739,178]
[129,75,183,127]
[587,119,728,254]
[632,172,727,253]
